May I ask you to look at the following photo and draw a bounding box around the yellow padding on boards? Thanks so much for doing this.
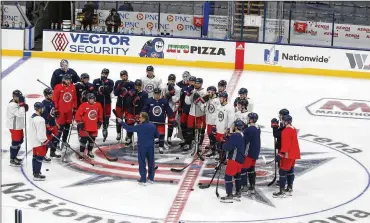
[1,50,24,57]
[244,64,370,79]
[31,51,235,70]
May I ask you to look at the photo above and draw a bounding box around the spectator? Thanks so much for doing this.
[82,1,95,31]
[105,8,121,33]
[118,2,134,11]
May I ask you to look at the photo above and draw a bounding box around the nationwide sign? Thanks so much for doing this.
[306,98,370,120]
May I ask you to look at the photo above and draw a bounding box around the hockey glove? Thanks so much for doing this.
[54,110,60,118]
[18,96,25,106]
[24,104,29,112]
[271,118,279,128]
[211,126,217,135]
[77,123,84,130]
[72,108,77,115]
[276,152,285,162]
[133,96,140,106]
[97,121,103,129]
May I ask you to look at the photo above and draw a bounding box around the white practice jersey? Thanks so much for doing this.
[235,111,250,124]
[142,75,162,98]
[6,101,26,130]
[28,114,47,148]
[216,103,235,134]
[161,84,181,112]
[247,97,254,112]
[205,96,220,125]
[185,88,206,117]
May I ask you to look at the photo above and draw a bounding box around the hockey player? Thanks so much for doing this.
[50,59,79,89]
[118,112,159,185]
[142,88,176,154]
[29,102,49,181]
[42,88,61,161]
[273,114,301,198]
[241,112,261,195]
[271,108,290,152]
[234,88,253,112]
[142,66,162,98]
[162,74,181,145]
[123,79,149,145]
[93,68,114,141]
[217,80,227,94]
[113,70,135,141]
[176,71,191,89]
[235,99,250,125]
[53,74,77,149]
[75,73,95,108]
[183,78,207,152]
[203,86,219,157]
[220,120,246,203]
[6,90,29,166]
[215,92,235,151]
[75,93,103,159]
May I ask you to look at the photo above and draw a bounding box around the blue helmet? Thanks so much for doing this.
[282,114,292,124]
[234,119,245,130]
[146,65,154,72]
[63,74,72,80]
[218,91,228,99]
[189,76,196,82]
[80,73,89,80]
[207,86,217,92]
[248,112,259,123]
[34,102,44,111]
[43,88,53,96]
[238,88,248,95]
[279,108,289,116]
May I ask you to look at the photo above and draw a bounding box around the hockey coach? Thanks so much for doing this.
[118,112,159,185]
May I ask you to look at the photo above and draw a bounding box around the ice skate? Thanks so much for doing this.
[220,194,234,203]
[33,173,46,181]
[167,137,172,146]
[10,159,21,167]
[159,147,164,154]
[233,191,242,201]
[87,151,95,159]
[272,191,286,198]
[50,151,62,159]
[116,133,121,141]
[285,186,293,196]
[43,156,51,163]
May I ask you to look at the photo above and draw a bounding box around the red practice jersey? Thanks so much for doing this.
[281,126,301,160]
[75,102,103,132]
[53,83,77,113]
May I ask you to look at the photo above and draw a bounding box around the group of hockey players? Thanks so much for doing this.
[6,59,301,200]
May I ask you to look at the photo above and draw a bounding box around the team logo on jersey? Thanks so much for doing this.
[218,111,224,121]
[88,110,97,120]
[208,104,215,113]
[152,106,163,116]
[63,92,72,103]
[50,107,55,118]
[145,84,154,93]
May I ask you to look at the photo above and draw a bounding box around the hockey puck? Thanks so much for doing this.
[131,163,134,166]
[46,169,49,171]
[176,157,179,159]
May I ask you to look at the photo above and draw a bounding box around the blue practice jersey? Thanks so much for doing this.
[42,99,56,126]
[142,98,174,123]
[243,125,261,160]
[223,132,245,164]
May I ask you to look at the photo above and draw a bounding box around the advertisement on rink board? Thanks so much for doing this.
[245,43,370,72]
[0,5,26,27]
[42,30,235,63]
[75,9,228,39]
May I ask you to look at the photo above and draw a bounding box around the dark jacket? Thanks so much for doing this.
[50,68,79,89]
[105,13,121,27]
[82,2,95,22]
[121,121,159,149]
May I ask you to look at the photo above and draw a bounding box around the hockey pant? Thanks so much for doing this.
[47,126,59,153]
[102,103,111,138]
[9,129,23,160]
[32,155,44,174]
[225,160,242,195]
[115,106,125,134]
[138,147,155,182]
[207,125,217,151]
[79,132,97,153]
[241,157,256,187]
[156,124,165,148]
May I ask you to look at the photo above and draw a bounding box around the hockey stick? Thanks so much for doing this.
[267,137,277,187]
[102,81,108,142]
[199,162,221,189]
[37,79,51,88]
[24,111,28,166]
[82,129,118,162]
[51,133,95,166]
[170,150,207,172]
[215,163,223,198]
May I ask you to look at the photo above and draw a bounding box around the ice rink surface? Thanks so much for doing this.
[1,56,370,223]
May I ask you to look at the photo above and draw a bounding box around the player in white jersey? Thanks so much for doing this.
[162,74,181,145]
[142,65,162,98]
[234,88,254,112]
[215,91,235,144]
[203,86,220,157]
[235,99,250,127]
[6,90,29,166]
[29,102,49,181]
[183,78,207,152]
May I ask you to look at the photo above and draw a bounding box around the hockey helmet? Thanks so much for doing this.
[168,74,176,81]
[238,88,248,95]
[234,119,245,130]
[80,73,89,80]
[218,80,227,87]
[207,86,217,92]
[63,74,72,80]
[34,102,44,111]
[195,78,203,84]
[101,68,110,75]
[218,91,228,99]
[134,79,143,86]
[248,112,259,123]
[87,93,96,100]
[120,70,128,76]
[43,88,53,96]
[182,71,191,80]
[153,88,162,95]
[279,108,290,116]
[282,114,292,124]
[237,99,248,108]
[189,76,197,82]
[12,90,23,98]
[146,65,154,72]
[60,59,69,69]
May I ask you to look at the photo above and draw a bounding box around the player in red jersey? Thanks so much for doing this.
[75,93,103,159]
[52,74,77,149]
[273,114,301,198]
